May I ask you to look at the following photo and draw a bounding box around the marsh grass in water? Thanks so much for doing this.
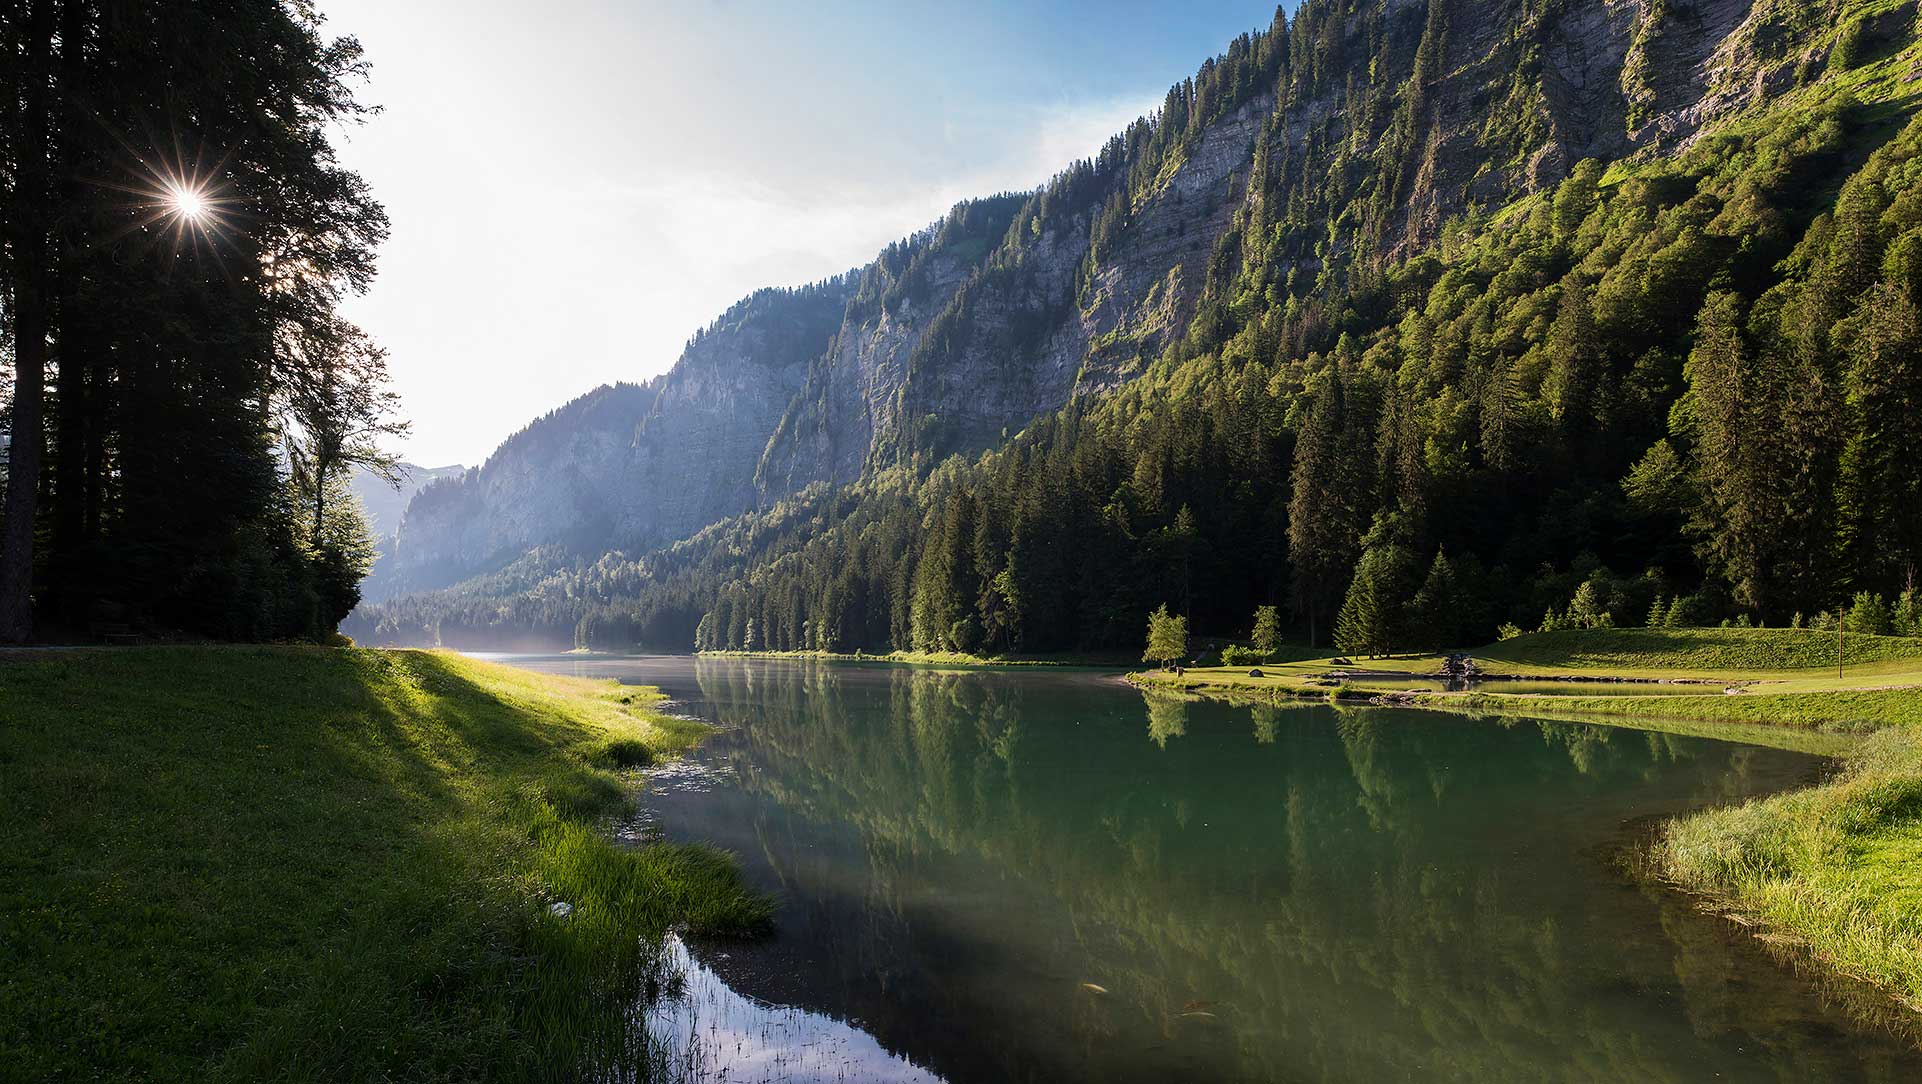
[0,646,768,1082]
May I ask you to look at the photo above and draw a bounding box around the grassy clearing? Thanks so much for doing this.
[0,647,767,1082]
[1475,627,1922,675]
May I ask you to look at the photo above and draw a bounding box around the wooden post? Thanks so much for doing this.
[1838,604,1844,681]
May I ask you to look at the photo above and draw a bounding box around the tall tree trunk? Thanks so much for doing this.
[0,298,47,642]
[49,0,93,627]
[0,0,56,642]
[313,467,327,549]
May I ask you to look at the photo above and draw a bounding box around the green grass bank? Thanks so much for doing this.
[1659,726,1922,1013]
[0,647,767,1082]
[1475,626,1922,675]
[1133,627,1922,1018]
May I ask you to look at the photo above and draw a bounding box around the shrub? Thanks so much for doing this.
[1221,645,1268,667]
[1828,15,1873,72]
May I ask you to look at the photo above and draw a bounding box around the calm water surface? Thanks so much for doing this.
[498,654,1922,1083]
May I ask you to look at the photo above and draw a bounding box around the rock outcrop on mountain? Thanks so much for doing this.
[353,462,463,545]
[370,284,848,599]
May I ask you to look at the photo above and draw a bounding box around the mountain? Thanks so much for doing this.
[352,462,464,546]
[352,462,465,608]
[351,0,1922,653]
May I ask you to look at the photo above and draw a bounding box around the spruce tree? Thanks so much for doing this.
[1542,279,1608,453]
[1407,548,1465,648]
[1288,364,1374,644]
[1334,525,1417,658]
[1838,284,1922,590]
[1682,291,1778,616]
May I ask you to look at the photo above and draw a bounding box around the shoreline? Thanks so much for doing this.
[1129,629,1922,1029]
[1127,672,1858,757]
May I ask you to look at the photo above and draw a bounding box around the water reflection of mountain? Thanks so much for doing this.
[659,660,1918,1084]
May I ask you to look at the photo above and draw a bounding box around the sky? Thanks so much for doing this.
[316,0,1284,467]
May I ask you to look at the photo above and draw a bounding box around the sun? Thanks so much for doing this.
[166,182,209,222]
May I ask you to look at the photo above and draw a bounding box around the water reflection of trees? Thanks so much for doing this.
[685,660,1912,1084]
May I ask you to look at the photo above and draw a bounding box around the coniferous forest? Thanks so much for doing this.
[0,1,397,644]
[354,1,1922,658]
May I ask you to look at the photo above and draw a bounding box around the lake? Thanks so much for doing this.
[497,654,1922,1083]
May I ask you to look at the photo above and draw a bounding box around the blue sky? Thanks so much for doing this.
[318,0,1284,465]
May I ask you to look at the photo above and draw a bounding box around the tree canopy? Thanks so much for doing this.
[0,0,396,641]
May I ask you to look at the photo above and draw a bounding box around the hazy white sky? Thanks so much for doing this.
[317,0,1281,466]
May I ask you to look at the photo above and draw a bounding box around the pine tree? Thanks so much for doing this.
[1407,548,1466,648]
[1288,364,1374,644]
[1664,596,1692,628]
[1542,279,1607,448]
[1682,291,1780,617]
[1837,284,1922,590]
[1334,525,1417,658]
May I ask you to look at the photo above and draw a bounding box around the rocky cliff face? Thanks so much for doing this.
[374,0,1866,602]
[353,461,463,545]
[375,382,658,599]
[374,284,848,598]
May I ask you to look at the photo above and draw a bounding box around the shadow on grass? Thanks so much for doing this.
[0,646,767,1083]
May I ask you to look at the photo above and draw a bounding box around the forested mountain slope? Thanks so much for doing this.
[352,0,1922,654]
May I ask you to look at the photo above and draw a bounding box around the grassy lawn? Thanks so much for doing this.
[1474,626,1922,677]
[1134,626,1922,1021]
[0,647,767,1082]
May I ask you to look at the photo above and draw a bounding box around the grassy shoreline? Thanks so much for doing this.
[0,646,766,1081]
[1134,628,1922,1018]
[1659,726,1922,1014]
